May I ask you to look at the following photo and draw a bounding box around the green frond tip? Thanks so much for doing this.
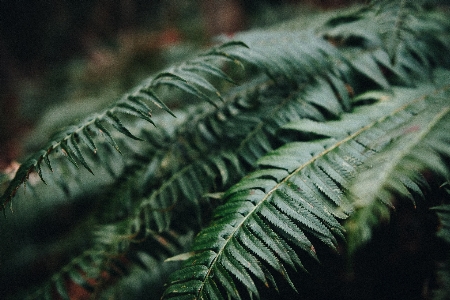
[187,60,237,85]
[94,120,122,153]
[203,40,249,68]
[78,127,97,154]
[136,89,176,118]
[117,95,156,124]
[67,135,95,175]
[60,140,79,168]
[172,68,224,101]
[152,72,219,108]
[217,40,250,50]
[0,157,42,212]
[103,111,144,141]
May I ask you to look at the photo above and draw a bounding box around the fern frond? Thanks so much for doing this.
[20,225,190,300]
[163,69,450,298]
[163,148,344,298]
[48,14,450,300]
[30,29,360,298]
[0,41,249,212]
[374,0,421,59]
[346,82,450,253]
[216,30,345,86]
[103,28,359,231]
[116,41,363,250]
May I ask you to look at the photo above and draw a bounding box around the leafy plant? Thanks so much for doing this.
[2,1,450,299]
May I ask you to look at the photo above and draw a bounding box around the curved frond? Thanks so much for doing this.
[162,77,450,298]
[165,68,450,299]
[92,28,388,283]
[346,81,450,252]
[29,26,364,297]
[0,41,249,212]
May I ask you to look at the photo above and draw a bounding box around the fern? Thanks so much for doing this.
[35,30,356,297]
[2,1,450,299]
[163,76,450,298]
[0,41,247,212]
[346,81,450,253]
[54,29,364,296]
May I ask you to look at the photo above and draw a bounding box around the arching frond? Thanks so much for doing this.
[163,74,450,299]
[73,31,392,295]
[0,41,248,212]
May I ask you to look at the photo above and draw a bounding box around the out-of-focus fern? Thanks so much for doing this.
[0,41,247,212]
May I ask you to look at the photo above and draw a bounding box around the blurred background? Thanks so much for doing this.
[0,0,369,172]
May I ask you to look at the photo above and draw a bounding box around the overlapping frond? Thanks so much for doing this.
[134,73,348,235]
[77,27,388,296]
[26,26,363,298]
[163,76,450,299]
[135,16,432,236]
[3,1,450,299]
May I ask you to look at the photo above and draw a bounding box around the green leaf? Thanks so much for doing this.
[60,140,79,168]
[175,68,224,101]
[346,87,450,253]
[138,89,176,117]
[117,97,155,124]
[153,72,218,107]
[68,135,94,174]
[187,60,237,84]
[351,53,390,89]
[103,111,143,141]
[94,120,121,153]
[79,127,97,153]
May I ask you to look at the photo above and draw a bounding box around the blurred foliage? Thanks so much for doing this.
[1,0,336,162]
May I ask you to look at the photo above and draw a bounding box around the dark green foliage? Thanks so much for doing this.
[2,1,450,299]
